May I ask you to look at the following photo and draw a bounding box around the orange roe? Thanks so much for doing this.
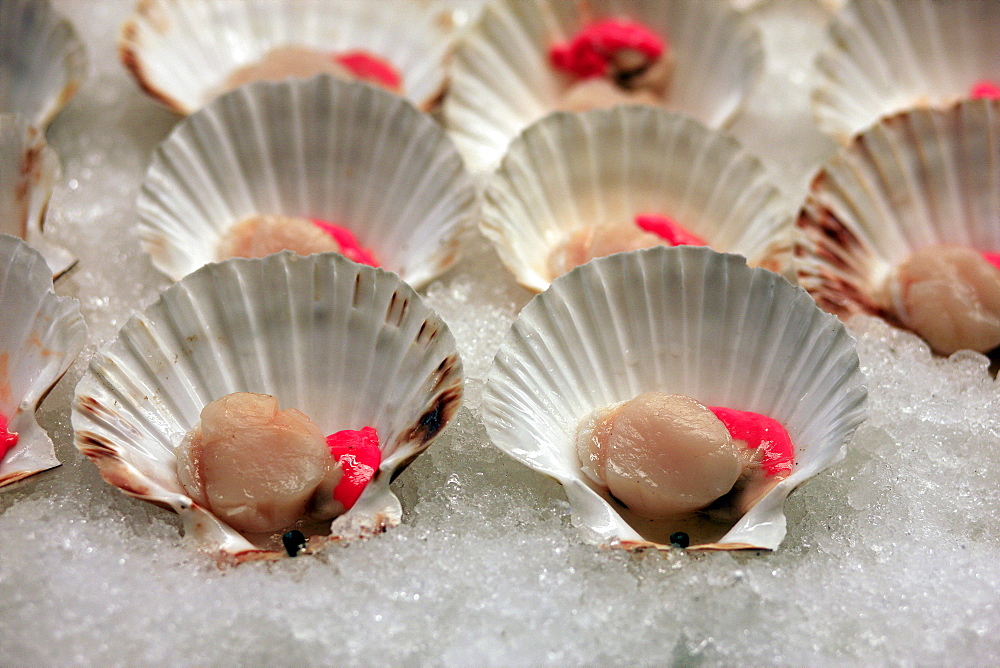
[550,19,665,79]
[970,80,1000,100]
[635,213,707,247]
[325,426,381,510]
[709,406,794,478]
[310,219,379,267]
[334,51,402,92]
[0,413,17,461]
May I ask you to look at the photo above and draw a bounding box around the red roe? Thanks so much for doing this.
[0,413,17,461]
[635,213,707,247]
[981,251,1000,271]
[325,426,382,510]
[311,219,379,267]
[970,80,1000,100]
[550,19,665,79]
[334,51,402,92]
[708,406,794,477]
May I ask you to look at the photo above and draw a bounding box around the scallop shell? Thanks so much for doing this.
[0,0,86,129]
[137,76,478,289]
[812,0,1000,142]
[0,235,87,488]
[0,114,76,277]
[120,0,452,115]
[483,246,867,551]
[794,99,1000,326]
[444,0,765,173]
[482,106,792,292]
[72,251,463,562]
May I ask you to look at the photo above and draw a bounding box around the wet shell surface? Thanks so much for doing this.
[0,0,86,129]
[483,246,867,551]
[482,106,791,292]
[72,251,463,561]
[444,0,764,172]
[137,76,478,289]
[794,99,1000,341]
[813,0,1000,141]
[120,0,452,115]
[0,235,87,488]
[0,114,75,277]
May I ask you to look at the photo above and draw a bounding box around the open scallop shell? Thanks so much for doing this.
[813,0,1000,142]
[137,76,478,289]
[120,0,452,115]
[483,246,867,551]
[0,235,87,488]
[72,251,463,562]
[794,99,999,327]
[0,114,76,277]
[444,0,764,173]
[482,106,792,292]
[0,0,86,129]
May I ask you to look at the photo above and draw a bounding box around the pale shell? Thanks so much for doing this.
[794,99,1000,326]
[0,0,86,129]
[119,0,452,115]
[137,76,478,289]
[0,114,76,277]
[444,0,765,173]
[482,106,792,292]
[72,251,463,561]
[0,235,87,488]
[483,246,867,551]
[812,0,1000,142]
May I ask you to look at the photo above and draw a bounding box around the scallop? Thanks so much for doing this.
[813,0,1000,142]
[0,0,87,129]
[0,113,76,277]
[72,251,463,562]
[482,246,867,550]
[119,0,452,115]
[444,0,764,173]
[137,76,477,289]
[482,106,792,292]
[0,235,87,488]
[794,99,1000,356]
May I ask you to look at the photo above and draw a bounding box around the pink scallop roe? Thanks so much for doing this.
[325,426,382,510]
[0,413,17,461]
[709,406,794,477]
[970,80,1000,100]
[635,213,707,247]
[310,219,379,267]
[333,51,402,92]
[550,19,665,79]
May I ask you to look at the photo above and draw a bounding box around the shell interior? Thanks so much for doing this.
[483,246,867,550]
[72,251,463,559]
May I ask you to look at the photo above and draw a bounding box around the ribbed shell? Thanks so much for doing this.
[0,114,75,277]
[813,0,1000,141]
[137,76,478,289]
[0,0,86,129]
[73,252,463,561]
[482,106,791,292]
[0,235,87,488]
[794,99,1000,322]
[483,246,867,551]
[444,0,764,173]
[120,0,452,114]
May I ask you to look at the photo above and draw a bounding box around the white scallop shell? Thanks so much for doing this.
[0,235,87,488]
[0,114,76,277]
[137,76,478,290]
[72,251,463,562]
[0,0,86,129]
[482,106,792,292]
[794,99,1000,324]
[812,0,1000,142]
[483,246,867,551]
[120,0,452,115]
[444,0,765,173]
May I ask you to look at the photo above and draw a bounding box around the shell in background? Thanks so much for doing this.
[444,0,764,173]
[412,0,487,36]
[813,0,1000,141]
[0,114,76,277]
[483,246,867,551]
[0,0,86,129]
[72,251,463,561]
[120,0,452,115]
[0,235,87,488]
[138,76,478,290]
[482,106,791,292]
[794,99,1000,324]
